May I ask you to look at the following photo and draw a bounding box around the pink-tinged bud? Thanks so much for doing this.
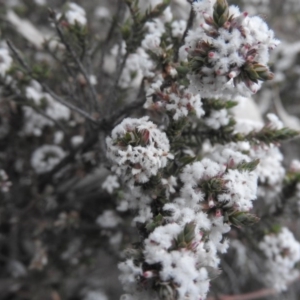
[200,23,211,31]
[203,12,214,25]
[223,21,231,29]
[153,102,162,110]
[60,20,69,28]
[216,209,222,217]
[243,12,249,18]
[208,52,215,58]
[227,158,235,168]
[141,130,150,145]
[191,241,199,250]
[229,71,237,78]
[185,47,189,52]
[247,55,255,62]
[209,199,215,208]
[249,84,258,94]
[216,70,222,75]
[143,271,155,278]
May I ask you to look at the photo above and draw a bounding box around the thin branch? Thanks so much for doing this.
[107,78,146,124]
[0,77,70,139]
[38,80,146,189]
[97,0,126,66]
[174,4,194,62]
[207,275,300,300]
[181,7,194,45]
[51,13,99,112]
[41,83,99,125]
[6,40,99,125]
[31,106,69,137]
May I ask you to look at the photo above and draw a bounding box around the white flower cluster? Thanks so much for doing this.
[101,175,120,194]
[83,290,108,300]
[0,46,12,77]
[259,227,300,291]
[0,170,12,193]
[23,81,71,136]
[144,78,205,120]
[115,2,174,89]
[211,140,285,190]
[239,114,286,187]
[204,108,229,129]
[119,154,258,299]
[65,2,87,26]
[118,48,155,89]
[31,145,66,174]
[106,117,173,184]
[181,0,279,99]
[96,210,121,229]
[253,145,285,187]
[180,158,257,212]
[119,222,211,300]
[171,20,187,38]
[117,186,152,213]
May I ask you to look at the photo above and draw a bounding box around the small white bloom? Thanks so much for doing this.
[65,3,87,26]
[96,210,121,228]
[31,145,66,174]
[102,175,120,194]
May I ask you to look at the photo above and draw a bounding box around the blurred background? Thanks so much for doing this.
[0,0,300,299]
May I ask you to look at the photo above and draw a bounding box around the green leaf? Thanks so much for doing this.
[228,211,260,227]
[146,214,164,232]
[235,159,260,172]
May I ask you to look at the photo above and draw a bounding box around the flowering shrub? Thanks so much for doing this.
[1,0,300,300]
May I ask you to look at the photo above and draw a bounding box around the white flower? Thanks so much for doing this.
[290,159,300,173]
[204,109,230,129]
[0,47,12,77]
[31,145,66,174]
[118,48,154,88]
[259,227,300,291]
[161,176,177,194]
[266,113,284,130]
[34,0,46,5]
[171,20,187,38]
[0,170,12,193]
[65,3,87,26]
[182,0,279,100]
[23,81,71,136]
[71,135,83,147]
[102,175,120,194]
[106,117,173,184]
[145,79,205,120]
[94,6,110,20]
[96,210,121,228]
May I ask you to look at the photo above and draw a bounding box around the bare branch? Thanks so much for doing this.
[51,12,100,112]
[207,275,300,300]
[6,40,99,125]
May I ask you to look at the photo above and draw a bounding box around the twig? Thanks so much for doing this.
[38,80,146,189]
[107,78,146,124]
[207,275,300,300]
[174,4,194,62]
[31,106,69,138]
[6,40,99,125]
[181,7,194,44]
[0,77,70,140]
[97,0,126,66]
[51,13,99,112]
